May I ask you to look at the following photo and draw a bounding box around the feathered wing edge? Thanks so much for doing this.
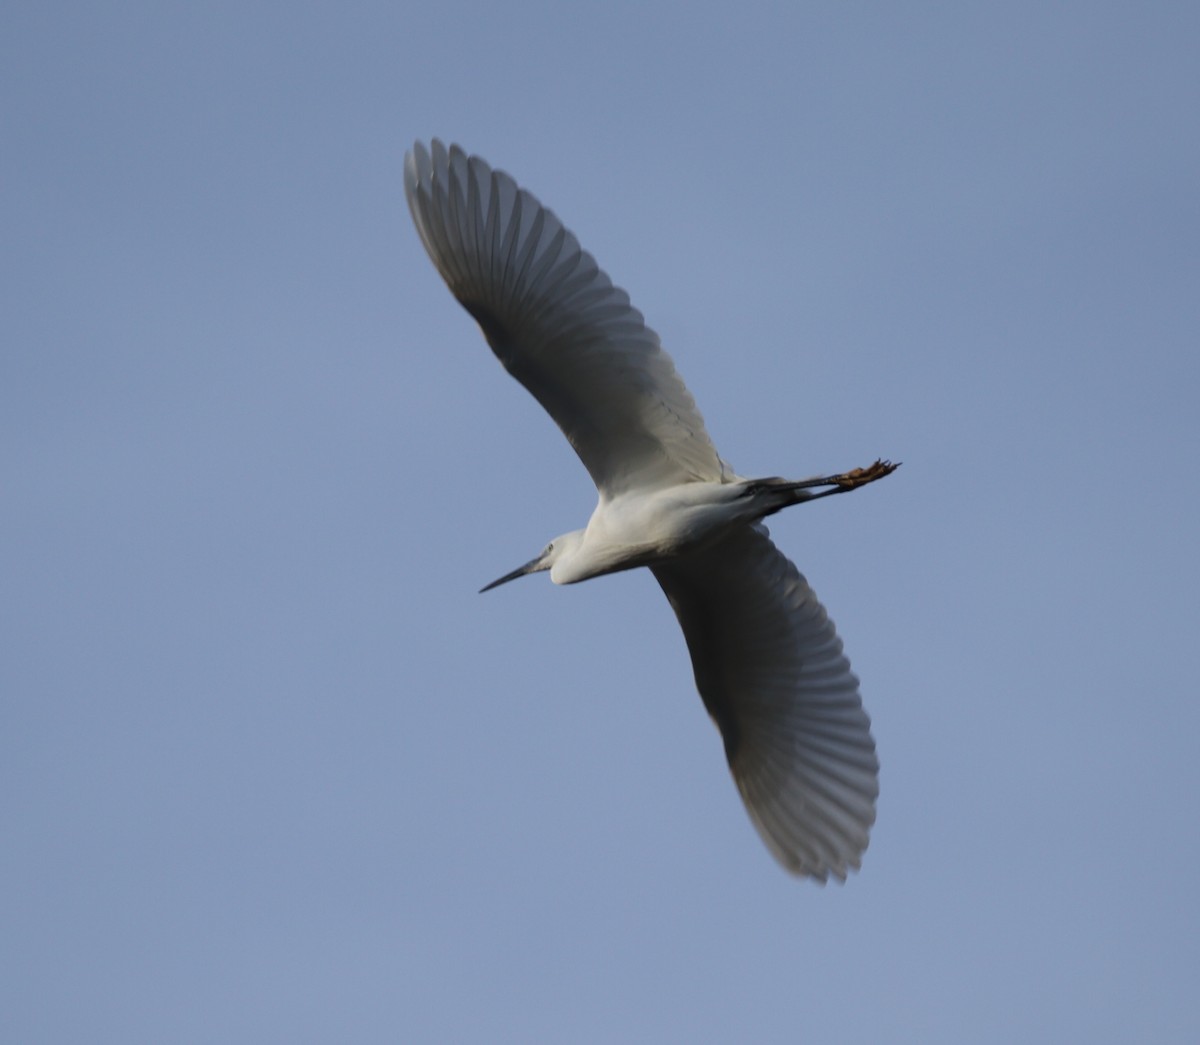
[652,525,879,881]
[403,139,733,494]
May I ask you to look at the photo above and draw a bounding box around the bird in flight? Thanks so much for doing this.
[404,140,897,880]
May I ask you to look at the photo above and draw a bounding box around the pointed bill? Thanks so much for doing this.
[479,555,544,593]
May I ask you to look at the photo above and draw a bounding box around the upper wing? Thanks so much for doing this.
[652,525,879,881]
[404,140,733,497]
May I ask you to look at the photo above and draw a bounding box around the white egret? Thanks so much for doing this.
[404,140,897,881]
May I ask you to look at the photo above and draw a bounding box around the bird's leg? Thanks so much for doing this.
[795,459,900,501]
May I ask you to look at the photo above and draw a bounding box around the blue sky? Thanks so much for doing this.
[3,2,1198,1041]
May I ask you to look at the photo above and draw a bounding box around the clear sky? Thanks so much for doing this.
[4,2,1198,1041]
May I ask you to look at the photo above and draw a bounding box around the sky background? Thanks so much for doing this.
[3,2,1199,1041]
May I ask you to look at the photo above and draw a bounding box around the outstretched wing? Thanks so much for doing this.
[652,525,879,881]
[404,139,733,497]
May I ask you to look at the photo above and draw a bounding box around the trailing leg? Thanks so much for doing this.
[741,459,900,516]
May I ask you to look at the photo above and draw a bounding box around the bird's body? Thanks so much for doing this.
[405,140,897,881]
[539,487,741,587]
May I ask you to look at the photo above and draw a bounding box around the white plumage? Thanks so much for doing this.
[405,139,895,880]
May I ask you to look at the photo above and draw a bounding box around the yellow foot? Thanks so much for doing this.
[835,459,900,489]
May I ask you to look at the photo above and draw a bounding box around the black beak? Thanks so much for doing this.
[479,555,542,593]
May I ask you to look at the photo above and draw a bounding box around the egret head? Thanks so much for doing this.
[479,531,585,592]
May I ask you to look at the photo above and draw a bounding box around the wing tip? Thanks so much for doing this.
[735,740,878,881]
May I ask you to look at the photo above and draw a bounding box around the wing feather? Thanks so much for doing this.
[404,139,732,496]
[652,525,879,881]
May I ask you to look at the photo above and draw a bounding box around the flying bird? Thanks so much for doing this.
[404,140,896,880]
